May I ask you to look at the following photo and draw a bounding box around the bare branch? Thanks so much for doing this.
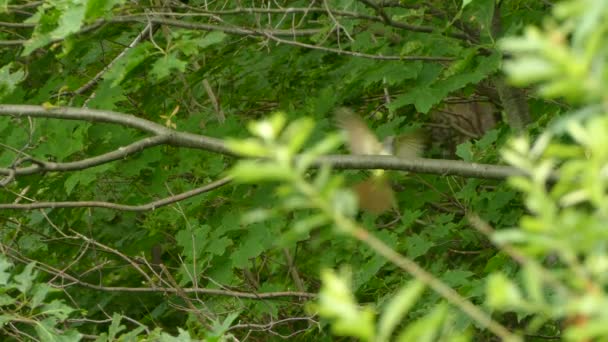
[262,31,454,61]
[0,176,233,210]
[316,155,529,180]
[75,23,155,97]
[111,16,322,37]
[0,135,170,176]
[0,105,529,183]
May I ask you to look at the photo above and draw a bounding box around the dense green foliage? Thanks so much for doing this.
[0,0,607,341]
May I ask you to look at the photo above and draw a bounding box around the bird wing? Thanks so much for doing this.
[393,130,426,159]
[335,107,384,155]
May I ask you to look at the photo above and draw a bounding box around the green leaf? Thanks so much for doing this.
[197,31,227,49]
[50,1,86,40]
[151,53,188,80]
[0,257,12,286]
[226,138,269,157]
[456,141,473,161]
[85,0,125,20]
[40,299,75,321]
[293,214,330,234]
[281,116,314,154]
[103,43,151,86]
[229,161,294,182]
[85,81,126,110]
[64,163,113,195]
[231,223,273,268]
[377,280,425,342]
[107,313,126,340]
[396,303,448,342]
[14,262,37,293]
[0,63,25,100]
[176,225,210,261]
[486,273,523,309]
[317,269,376,341]
[30,283,52,309]
[405,234,434,259]
[247,112,286,141]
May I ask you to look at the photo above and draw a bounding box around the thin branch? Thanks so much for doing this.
[316,155,530,180]
[0,104,230,154]
[74,23,154,97]
[0,176,233,210]
[110,16,322,37]
[262,31,454,61]
[141,6,471,41]
[2,243,315,299]
[0,135,170,176]
[356,0,473,41]
[0,105,531,182]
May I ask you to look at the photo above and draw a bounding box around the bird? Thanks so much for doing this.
[335,107,425,214]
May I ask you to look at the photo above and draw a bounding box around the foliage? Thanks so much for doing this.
[0,0,605,341]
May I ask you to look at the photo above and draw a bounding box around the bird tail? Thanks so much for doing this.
[353,177,395,214]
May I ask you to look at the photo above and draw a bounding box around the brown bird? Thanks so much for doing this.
[335,107,425,214]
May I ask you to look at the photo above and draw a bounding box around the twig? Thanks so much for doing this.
[75,23,154,99]
[0,176,233,210]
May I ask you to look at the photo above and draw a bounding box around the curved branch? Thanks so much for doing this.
[0,105,528,183]
[0,104,231,155]
[1,135,169,176]
[0,176,233,210]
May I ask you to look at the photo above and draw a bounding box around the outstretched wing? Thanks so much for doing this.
[335,107,384,155]
[393,130,426,159]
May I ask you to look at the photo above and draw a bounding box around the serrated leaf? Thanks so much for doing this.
[0,257,12,286]
[151,53,188,80]
[40,299,76,321]
[0,63,25,100]
[198,31,227,49]
[103,43,151,86]
[85,0,125,20]
[176,225,210,261]
[108,313,126,340]
[30,283,52,309]
[14,262,37,293]
[231,224,273,268]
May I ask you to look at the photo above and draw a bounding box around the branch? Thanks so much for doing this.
[111,16,322,37]
[356,0,473,41]
[0,105,527,183]
[0,104,231,156]
[0,177,233,210]
[2,242,316,300]
[317,155,527,180]
[74,23,154,97]
[1,135,169,176]
[261,32,454,61]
